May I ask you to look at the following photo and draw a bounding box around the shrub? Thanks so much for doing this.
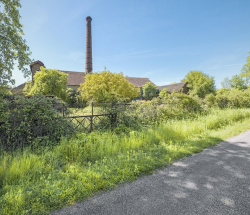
[0,95,73,151]
[142,82,157,100]
[203,88,250,109]
[158,89,168,98]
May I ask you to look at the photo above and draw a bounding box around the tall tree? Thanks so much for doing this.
[0,0,32,92]
[240,51,250,85]
[26,67,68,101]
[230,74,247,90]
[78,70,139,102]
[181,71,215,98]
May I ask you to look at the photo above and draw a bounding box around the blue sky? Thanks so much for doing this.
[12,0,250,88]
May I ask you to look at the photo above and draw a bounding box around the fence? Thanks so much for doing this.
[0,97,203,151]
[0,101,119,150]
[62,102,117,132]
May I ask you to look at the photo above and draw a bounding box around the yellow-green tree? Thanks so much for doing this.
[159,88,168,98]
[78,70,139,102]
[25,67,68,100]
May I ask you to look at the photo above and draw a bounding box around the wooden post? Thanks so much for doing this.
[90,102,93,132]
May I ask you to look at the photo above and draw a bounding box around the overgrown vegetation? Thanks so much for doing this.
[181,70,216,98]
[1,108,250,214]
[2,50,250,214]
[0,95,72,151]
[221,51,250,90]
[142,82,157,100]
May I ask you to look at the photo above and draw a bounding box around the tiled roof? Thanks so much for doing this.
[125,77,155,87]
[11,72,156,94]
[157,82,188,93]
[59,71,86,86]
[11,83,26,94]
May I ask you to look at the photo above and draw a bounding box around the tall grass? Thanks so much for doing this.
[1,108,250,214]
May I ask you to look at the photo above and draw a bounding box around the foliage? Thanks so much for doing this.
[221,75,247,90]
[1,108,250,214]
[0,95,73,151]
[78,70,139,102]
[0,0,32,88]
[66,88,78,107]
[240,51,250,85]
[181,71,216,98]
[27,67,68,101]
[203,88,250,109]
[158,88,168,98]
[142,82,157,100]
[111,93,205,132]
[221,51,250,90]
[22,80,33,95]
[230,75,247,90]
[221,77,231,89]
[0,85,12,96]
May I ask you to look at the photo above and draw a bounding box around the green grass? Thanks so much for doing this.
[1,108,250,214]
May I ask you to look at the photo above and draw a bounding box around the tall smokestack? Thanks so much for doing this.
[85,16,92,74]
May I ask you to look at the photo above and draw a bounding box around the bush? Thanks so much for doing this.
[142,82,157,100]
[0,95,73,151]
[203,88,250,109]
[111,93,206,131]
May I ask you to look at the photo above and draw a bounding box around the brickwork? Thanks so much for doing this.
[85,16,92,73]
[30,61,45,81]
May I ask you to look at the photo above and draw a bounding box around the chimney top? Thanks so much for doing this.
[86,16,92,21]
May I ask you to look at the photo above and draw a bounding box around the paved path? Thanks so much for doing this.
[51,130,250,215]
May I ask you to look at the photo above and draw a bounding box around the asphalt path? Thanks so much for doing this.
[51,129,250,215]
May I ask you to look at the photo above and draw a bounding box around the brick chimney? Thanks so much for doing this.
[85,16,92,74]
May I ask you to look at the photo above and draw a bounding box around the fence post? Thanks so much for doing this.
[90,102,93,132]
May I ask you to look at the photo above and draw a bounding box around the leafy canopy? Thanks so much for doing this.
[78,70,139,102]
[230,75,247,90]
[181,71,215,98]
[221,51,250,90]
[142,82,157,100]
[0,0,32,92]
[240,51,250,83]
[25,67,68,101]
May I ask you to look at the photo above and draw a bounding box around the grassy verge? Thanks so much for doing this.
[1,108,250,214]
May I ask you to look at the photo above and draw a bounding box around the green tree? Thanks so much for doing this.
[0,0,32,93]
[78,70,139,102]
[26,67,68,101]
[181,71,215,98]
[221,77,231,89]
[142,82,157,100]
[240,51,250,85]
[230,74,247,90]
